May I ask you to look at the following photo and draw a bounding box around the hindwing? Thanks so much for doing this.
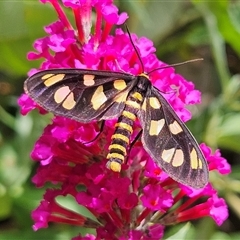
[138,86,208,188]
[24,69,137,122]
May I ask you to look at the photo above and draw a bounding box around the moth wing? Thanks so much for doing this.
[138,86,208,188]
[24,69,137,122]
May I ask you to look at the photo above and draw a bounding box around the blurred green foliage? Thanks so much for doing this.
[1,0,240,239]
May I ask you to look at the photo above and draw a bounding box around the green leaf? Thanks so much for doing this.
[0,193,12,220]
[121,1,188,41]
[209,2,240,57]
[0,1,56,75]
[217,113,240,152]
[165,223,192,240]
[56,195,99,222]
[210,232,232,240]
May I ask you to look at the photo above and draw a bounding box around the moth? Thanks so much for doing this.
[24,63,208,189]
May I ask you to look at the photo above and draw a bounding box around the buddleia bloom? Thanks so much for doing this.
[18,0,230,239]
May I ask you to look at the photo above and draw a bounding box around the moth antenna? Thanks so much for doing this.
[147,58,204,75]
[125,25,145,73]
[125,25,203,75]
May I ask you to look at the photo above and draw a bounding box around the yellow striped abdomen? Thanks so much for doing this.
[106,90,142,172]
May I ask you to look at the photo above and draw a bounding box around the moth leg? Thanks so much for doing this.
[83,120,105,144]
[126,129,143,164]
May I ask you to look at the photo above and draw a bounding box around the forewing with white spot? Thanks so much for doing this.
[24,68,137,122]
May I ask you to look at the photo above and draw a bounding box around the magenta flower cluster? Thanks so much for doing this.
[19,0,230,239]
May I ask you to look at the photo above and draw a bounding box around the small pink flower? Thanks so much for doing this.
[201,143,231,174]
[18,93,46,115]
[19,0,230,239]
[141,184,173,211]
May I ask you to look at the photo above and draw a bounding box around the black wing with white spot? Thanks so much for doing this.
[138,86,208,188]
[24,69,137,122]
